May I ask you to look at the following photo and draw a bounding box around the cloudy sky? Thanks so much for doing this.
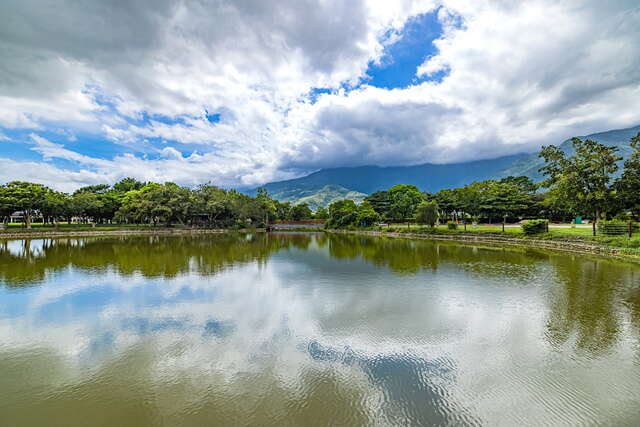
[1,0,639,191]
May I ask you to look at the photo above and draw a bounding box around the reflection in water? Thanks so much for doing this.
[1,233,640,426]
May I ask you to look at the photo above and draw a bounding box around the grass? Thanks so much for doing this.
[372,223,640,254]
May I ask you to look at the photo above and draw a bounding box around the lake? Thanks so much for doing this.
[1,233,639,426]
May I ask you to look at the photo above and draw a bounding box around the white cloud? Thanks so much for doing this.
[0,0,639,190]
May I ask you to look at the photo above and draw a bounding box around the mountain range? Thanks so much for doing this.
[251,124,640,208]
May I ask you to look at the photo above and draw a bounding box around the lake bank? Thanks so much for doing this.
[327,229,640,263]
[0,227,264,239]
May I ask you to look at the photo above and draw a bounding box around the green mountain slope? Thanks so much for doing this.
[251,124,640,208]
[269,184,366,211]
[500,124,640,181]
[254,154,528,197]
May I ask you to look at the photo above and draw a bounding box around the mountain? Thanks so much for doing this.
[256,154,528,197]
[500,124,640,181]
[253,124,640,208]
[269,184,367,211]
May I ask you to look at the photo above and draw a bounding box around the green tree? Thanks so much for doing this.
[113,177,144,193]
[364,190,391,219]
[615,132,640,216]
[41,190,70,226]
[274,201,292,221]
[0,185,17,224]
[355,201,380,226]
[327,200,357,228]
[484,181,531,232]
[290,203,312,221]
[540,137,622,235]
[388,184,423,227]
[70,191,103,223]
[194,184,230,226]
[2,182,49,228]
[255,188,276,226]
[314,206,328,220]
[415,200,439,227]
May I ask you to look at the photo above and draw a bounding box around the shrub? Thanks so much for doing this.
[521,219,548,235]
[447,221,458,230]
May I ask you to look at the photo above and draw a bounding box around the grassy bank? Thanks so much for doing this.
[333,225,640,259]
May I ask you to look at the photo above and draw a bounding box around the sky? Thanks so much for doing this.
[1,0,639,192]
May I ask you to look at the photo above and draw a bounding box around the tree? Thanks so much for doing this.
[434,188,461,222]
[499,175,538,193]
[615,132,640,216]
[113,177,144,193]
[290,203,312,221]
[194,184,230,226]
[355,201,380,226]
[70,191,103,223]
[41,190,70,226]
[540,137,622,235]
[327,200,357,228]
[314,206,328,220]
[415,200,439,227]
[274,201,292,221]
[0,185,17,224]
[388,184,423,227]
[365,190,391,219]
[255,188,276,226]
[2,181,49,228]
[484,181,531,232]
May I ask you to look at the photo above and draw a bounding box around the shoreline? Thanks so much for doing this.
[0,228,264,239]
[3,226,638,263]
[327,229,640,263]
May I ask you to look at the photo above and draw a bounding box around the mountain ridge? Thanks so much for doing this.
[252,123,640,207]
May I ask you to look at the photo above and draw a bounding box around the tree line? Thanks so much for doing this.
[2,132,639,231]
[325,132,640,231]
[0,178,318,229]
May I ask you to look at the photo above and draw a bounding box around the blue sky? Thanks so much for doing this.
[1,1,639,191]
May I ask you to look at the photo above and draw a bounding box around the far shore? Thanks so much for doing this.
[3,225,640,264]
[326,229,640,263]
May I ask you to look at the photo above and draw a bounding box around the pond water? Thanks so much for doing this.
[1,233,639,426]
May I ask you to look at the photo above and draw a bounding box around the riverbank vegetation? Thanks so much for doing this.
[0,179,317,230]
[2,133,639,249]
[325,133,640,233]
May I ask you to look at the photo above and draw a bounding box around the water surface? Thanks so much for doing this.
[1,233,639,426]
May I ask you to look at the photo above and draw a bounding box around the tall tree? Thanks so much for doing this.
[388,184,423,227]
[615,132,640,216]
[2,182,49,228]
[355,201,380,226]
[290,203,312,221]
[415,200,439,227]
[365,190,391,219]
[540,137,622,235]
[327,200,357,228]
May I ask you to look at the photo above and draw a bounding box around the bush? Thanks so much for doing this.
[521,219,548,235]
[447,221,458,230]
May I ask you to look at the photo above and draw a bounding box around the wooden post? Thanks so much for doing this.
[629,220,633,239]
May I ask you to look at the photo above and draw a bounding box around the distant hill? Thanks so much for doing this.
[251,124,640,208]
[499,124,640,181]
[267,184,366,211]
[255,154,528,196]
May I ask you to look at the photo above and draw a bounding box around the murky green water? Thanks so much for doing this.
[1,233,639,426]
